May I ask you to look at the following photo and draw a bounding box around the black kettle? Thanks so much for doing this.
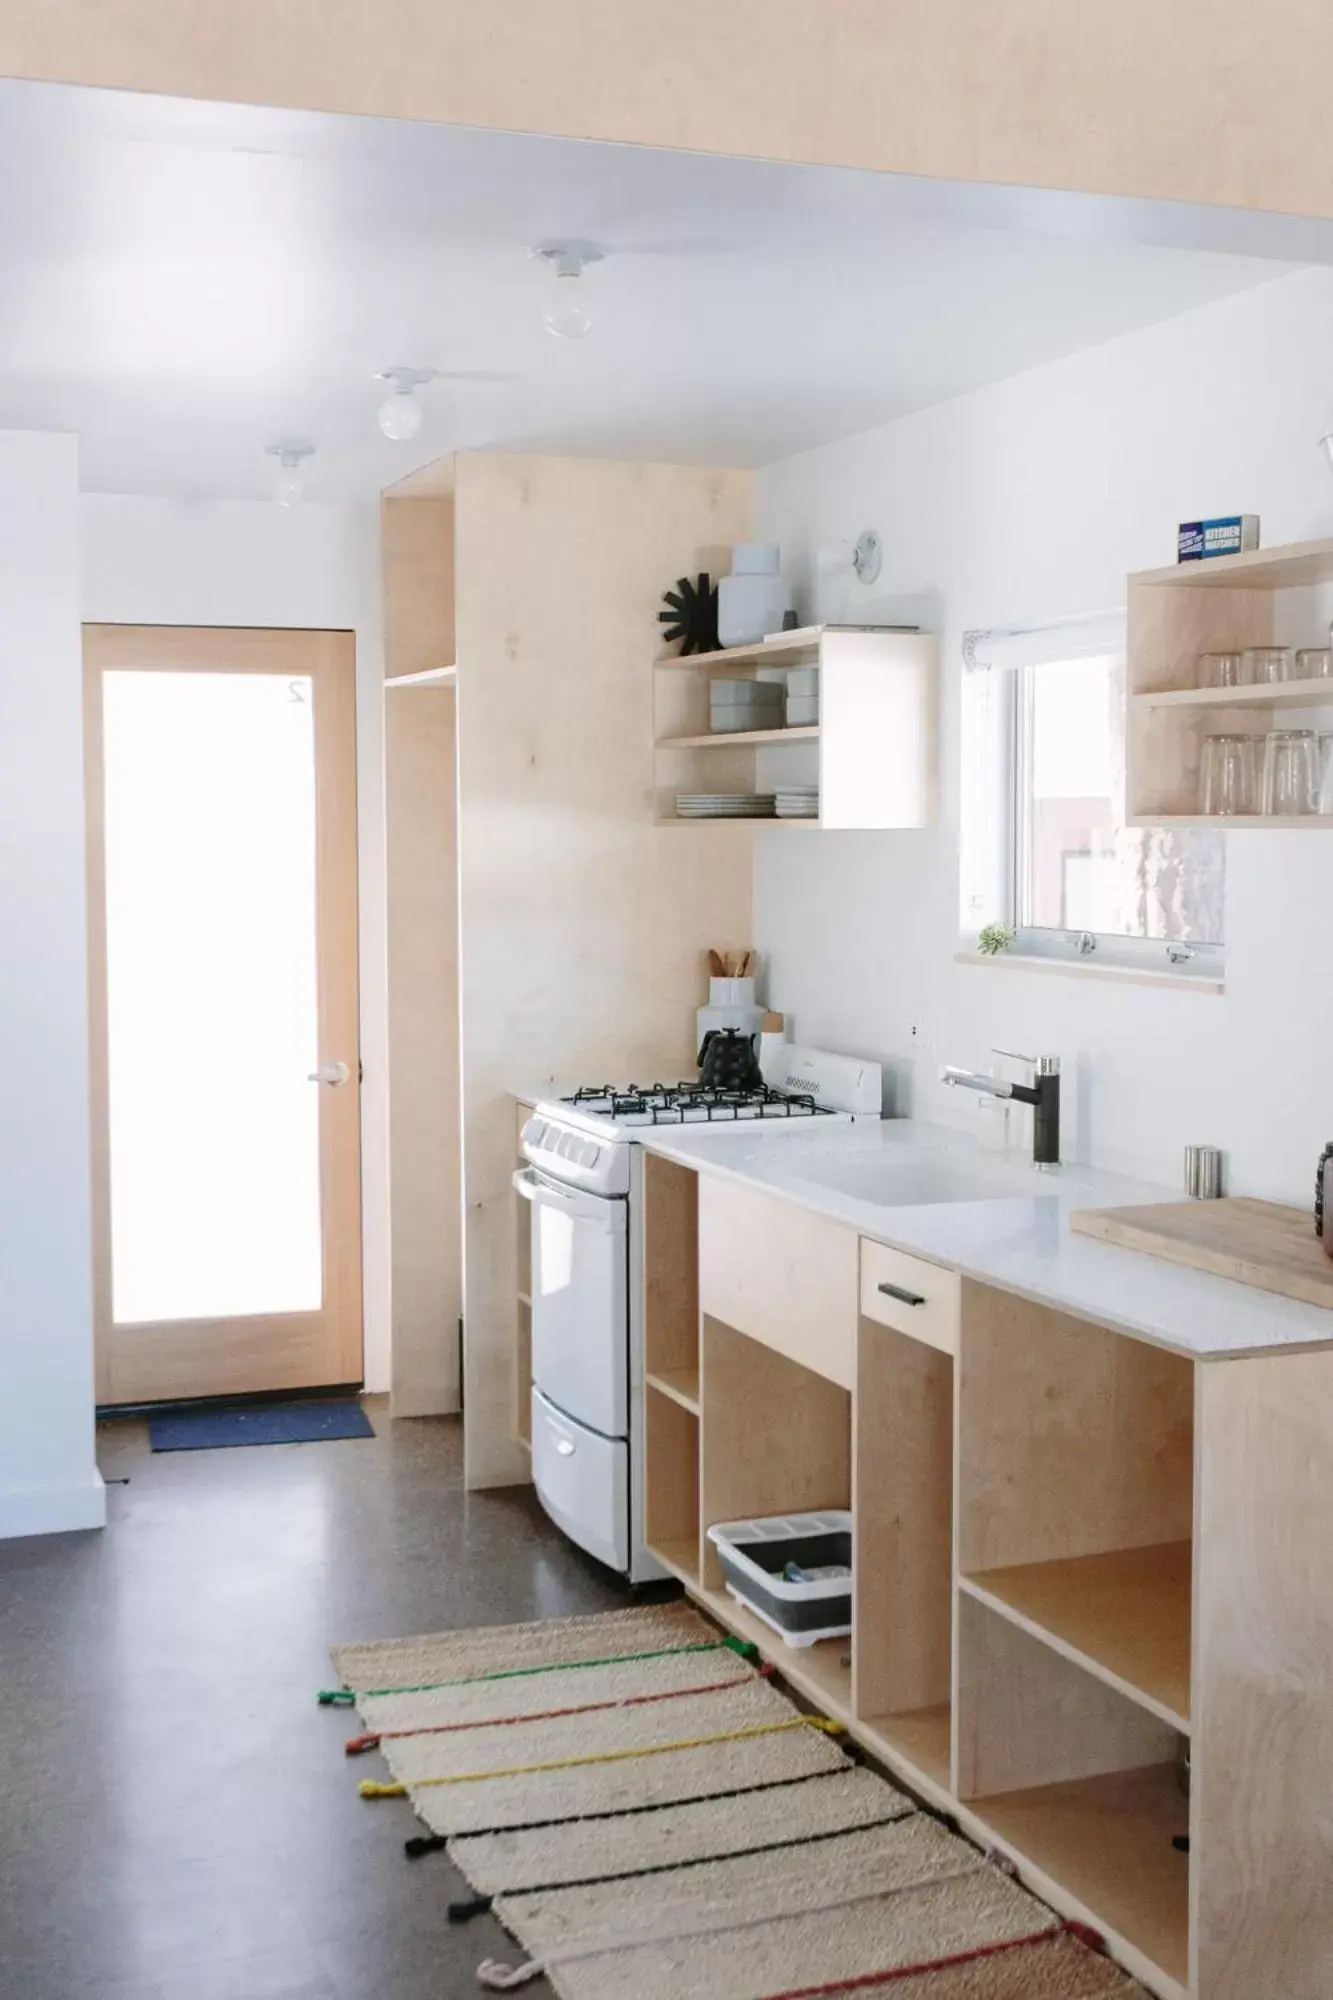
[697,1027,763,1093]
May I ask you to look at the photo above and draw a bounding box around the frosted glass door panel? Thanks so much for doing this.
[102,670,322,1322]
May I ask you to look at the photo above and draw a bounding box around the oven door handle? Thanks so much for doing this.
[512,1166,627,1232]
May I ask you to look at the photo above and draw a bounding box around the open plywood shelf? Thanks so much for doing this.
[701,1582,853,1718]
[648,1536,701,1587]
[384,663,457,687]
[655,724,819,749]
[654,625,832,670]
[655,814,819,828]
[1134,536,1333,590]
[1132,676,1333,710]
[860,1705,952,1791]
[646,1366,699,1413]
[957,1588,1189,1998]
[1129,813,1333,829]
[961,1541,1191,1731]
[853,1310,955,1794]
[1127,534,1333,825]
[653,625,937,832]
[645,1389,699,1579]
[975,1764,1189,1991]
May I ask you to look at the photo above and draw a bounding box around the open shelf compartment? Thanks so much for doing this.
[961,1541,1190,1731]
[699,1313,853,1718]
[853,1312,954,1789]
[1127,534,1333,824]
[642,1152,703,1581]
[957,1594,1190,1991]
[957,1283,1194,1735]
[645,1386,700,1585]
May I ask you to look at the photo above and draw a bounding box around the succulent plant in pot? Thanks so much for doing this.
[977,922,1016,957]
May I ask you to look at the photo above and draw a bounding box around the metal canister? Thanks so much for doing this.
[1184,1145,1223,1200]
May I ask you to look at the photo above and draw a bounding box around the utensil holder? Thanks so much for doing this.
[710,977,756,1008]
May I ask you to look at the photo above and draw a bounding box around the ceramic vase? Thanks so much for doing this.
[716,543,793,648]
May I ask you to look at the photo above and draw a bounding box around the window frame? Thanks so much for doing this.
[962,631,1225,983]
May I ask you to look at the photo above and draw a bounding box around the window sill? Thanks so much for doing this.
[954,950,1224,995]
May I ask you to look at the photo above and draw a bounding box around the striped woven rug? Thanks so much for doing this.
[326,1602,1144,1999]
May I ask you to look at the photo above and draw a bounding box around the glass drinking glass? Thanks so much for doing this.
[1295,648,1333,681]
[1197,650,1249,688]
[1243,646,1295,684]
[1318,733,1333,815]
[1200,733,1258,816]
[1262,729,1319,816]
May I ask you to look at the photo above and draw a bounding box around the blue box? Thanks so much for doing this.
[1177,515,1259,562]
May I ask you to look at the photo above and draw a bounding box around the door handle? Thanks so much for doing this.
[878,1280,926,1307]
[308,1060,351,1087]
[554,1437,576,1457]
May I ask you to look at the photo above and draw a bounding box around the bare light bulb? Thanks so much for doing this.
[265,441,314,508]
[531,240,604,341]
[379,387,423,440]
[543,267,593,340]
[375,366,436,441]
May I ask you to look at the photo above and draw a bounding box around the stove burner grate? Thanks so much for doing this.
[561,1081,830,1123]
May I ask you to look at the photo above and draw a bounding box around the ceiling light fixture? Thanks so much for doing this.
[375,366,437,441]
[817,530,884,587]
[266,440,314,508]
[531,239,605,340]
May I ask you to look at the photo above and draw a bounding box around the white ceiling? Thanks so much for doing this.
[0,79,1317,503]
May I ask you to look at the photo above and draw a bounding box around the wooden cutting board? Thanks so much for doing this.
[1069,1196,1333,1309]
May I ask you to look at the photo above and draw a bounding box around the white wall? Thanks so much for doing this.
[0,433,105,1538]
[80,496,391,1391]
[756,265,1333,1199]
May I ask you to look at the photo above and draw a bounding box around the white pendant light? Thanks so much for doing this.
[531,240,605,340]
[376,366,437,441]
[265,440,314,507]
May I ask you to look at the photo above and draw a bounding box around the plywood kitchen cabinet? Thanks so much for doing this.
[641,1159,1333,2000]
[1127,533,1333,826]
[383,491,462,1418]
[654,624,938,829]
[388,452,754,1489]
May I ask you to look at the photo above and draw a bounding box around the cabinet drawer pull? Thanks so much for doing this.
[878,1280,926,1307]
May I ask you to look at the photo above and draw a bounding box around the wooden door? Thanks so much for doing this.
[84,625,361,1405]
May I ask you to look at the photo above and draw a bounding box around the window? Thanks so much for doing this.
[962,624,1224,976]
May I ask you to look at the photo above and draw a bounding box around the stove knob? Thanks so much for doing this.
[583,1142,601,1169]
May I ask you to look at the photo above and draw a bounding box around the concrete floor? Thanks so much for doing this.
[0,1400,647,1999]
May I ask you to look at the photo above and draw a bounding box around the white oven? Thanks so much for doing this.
[512,1164,628,1439]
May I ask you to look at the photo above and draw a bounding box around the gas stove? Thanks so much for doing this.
[516,1043,882,1585]
[563,1080,835,1127]
[522,1045,882,1196]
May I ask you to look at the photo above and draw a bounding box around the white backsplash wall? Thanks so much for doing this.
[755,264,1333,1201]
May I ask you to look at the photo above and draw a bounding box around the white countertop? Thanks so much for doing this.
[640,1118,1333,1361]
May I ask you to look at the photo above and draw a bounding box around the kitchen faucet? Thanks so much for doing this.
[939,1052,1061,1166]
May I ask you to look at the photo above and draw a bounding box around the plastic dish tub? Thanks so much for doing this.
[707,1511,852,1646]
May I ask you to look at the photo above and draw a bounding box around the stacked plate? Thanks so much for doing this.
[775,786,820,820]
[675,793,777,819]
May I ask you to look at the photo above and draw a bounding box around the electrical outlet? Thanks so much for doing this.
[909,1018,935,1058]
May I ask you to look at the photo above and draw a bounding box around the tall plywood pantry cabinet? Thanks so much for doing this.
[383,452,755,1487]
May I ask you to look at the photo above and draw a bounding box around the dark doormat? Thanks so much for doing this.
[147,1399,375,1453]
